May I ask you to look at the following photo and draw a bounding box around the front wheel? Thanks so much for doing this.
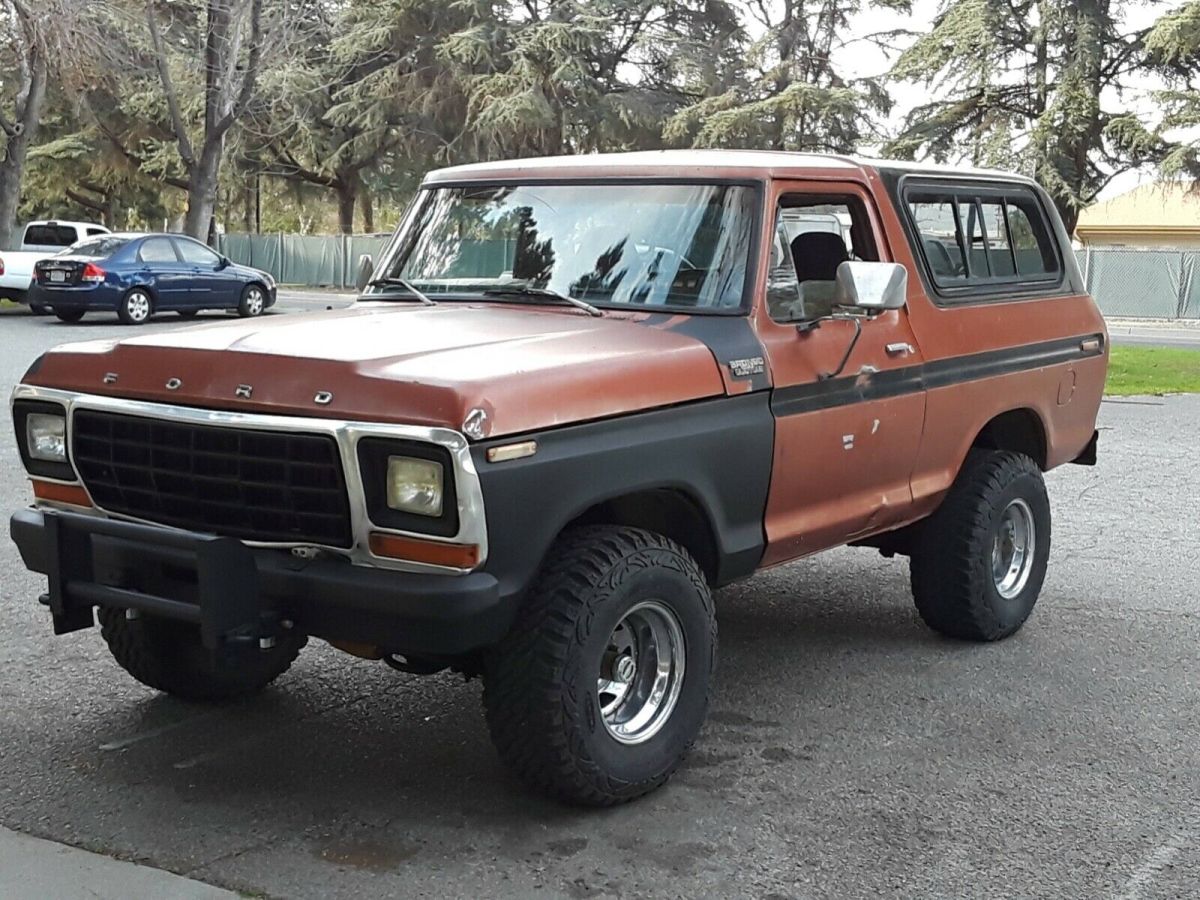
[118,288,152,325]
[237,284,266,317]
[483,526,716,806]
[98,607,304,701]
[910,450,1051,641]
[54,309,85,323]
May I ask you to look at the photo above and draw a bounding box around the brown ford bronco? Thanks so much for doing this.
[9,151,1107,806]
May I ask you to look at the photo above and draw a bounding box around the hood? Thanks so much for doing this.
[23,303,731,438]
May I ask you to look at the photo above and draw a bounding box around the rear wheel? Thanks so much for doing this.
[54,309,85,323]
[238,284,266,317]
[910,450,1051,641]
[483,525,716,806]
[118,288,152,325]
[98,606,304,701]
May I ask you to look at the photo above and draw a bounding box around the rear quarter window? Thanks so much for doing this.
[904,182,1063,301]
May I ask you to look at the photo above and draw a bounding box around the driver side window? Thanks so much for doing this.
[767,196,876,323]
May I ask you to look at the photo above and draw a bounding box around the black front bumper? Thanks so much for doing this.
[10,508,512,657]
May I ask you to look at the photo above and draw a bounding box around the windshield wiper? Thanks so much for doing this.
[364,277,436,306]
[481,285,602,317]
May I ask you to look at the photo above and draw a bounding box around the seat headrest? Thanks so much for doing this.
[791,231,849,283]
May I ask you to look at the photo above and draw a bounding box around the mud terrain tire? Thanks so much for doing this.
[483,525,716,806]
[910,449,1050,641]
[98,607,304,701]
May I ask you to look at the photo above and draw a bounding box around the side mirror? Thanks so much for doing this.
[355,254,374,293]
[217,255,231,269]
[833,261,907,312]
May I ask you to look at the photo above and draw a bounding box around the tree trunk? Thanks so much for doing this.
[105,192,120,228]
[0,157,25,251]
[243,182,254,232]
[335,177,356,235]
[0,54,48,249]
[184,140,224,240]
[359,183,374,233]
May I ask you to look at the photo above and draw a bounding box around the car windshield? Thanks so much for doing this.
[374,183,757,312]
[61,237,130,259]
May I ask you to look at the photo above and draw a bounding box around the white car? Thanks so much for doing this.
[1,221,110,313]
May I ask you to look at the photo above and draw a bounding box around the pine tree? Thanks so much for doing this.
[887,0,1163,232]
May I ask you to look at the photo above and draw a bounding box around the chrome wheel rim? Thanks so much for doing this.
[245,288,264,315]
[597,600,686,745]
[127,292,150,322]
[992,498,1035,599]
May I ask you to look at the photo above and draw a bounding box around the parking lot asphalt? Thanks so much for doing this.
[1,298,1198,899]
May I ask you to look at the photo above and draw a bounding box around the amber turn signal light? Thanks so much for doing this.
[31,479,92,507]
[368,532,480,568]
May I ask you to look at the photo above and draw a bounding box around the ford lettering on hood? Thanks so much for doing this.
[22,303,733,437]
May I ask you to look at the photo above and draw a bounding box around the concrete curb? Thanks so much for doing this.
[0,826,236,900]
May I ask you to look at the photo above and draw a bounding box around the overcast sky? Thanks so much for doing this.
[837,0,1188,198]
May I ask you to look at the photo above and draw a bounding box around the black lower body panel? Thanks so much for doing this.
[10,507,511,657]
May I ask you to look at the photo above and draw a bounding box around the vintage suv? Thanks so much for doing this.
[9,151,1106,806]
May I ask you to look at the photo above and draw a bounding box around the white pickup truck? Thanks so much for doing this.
[1,221,110,313]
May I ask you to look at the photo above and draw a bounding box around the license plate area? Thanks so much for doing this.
[48,270,66,283]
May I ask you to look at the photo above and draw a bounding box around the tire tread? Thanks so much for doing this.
[482,525,715,806]
[910,449,1049,641]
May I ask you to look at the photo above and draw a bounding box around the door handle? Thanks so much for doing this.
[885,342,915,356]
[1080,337,1102,353]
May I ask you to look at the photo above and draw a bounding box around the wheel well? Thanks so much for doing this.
[972,408,1047,470]
[569,489,719,584]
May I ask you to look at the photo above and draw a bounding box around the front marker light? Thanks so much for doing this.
[26,413,67,463]
[386,455,443,517]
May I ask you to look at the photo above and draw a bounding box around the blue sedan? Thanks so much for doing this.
[30,233,277,325]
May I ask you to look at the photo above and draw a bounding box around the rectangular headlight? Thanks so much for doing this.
[386,455,444,517]
[26,413,67,463]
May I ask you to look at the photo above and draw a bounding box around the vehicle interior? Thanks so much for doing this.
[767,196,878,322]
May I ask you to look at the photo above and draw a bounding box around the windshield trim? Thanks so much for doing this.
[367,178,765,317]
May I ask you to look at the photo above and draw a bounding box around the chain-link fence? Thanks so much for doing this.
[216,232,1200,319]
[1077,247,1200,319]
[216,232,391,290]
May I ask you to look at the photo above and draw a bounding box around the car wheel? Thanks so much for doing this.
[118,289,153,325]
[909,449,1051,642]
[54,309,85,323]
[238,284,266,318]
[177,309,199,319]
[483,525,716,806]
[98,606,305,702]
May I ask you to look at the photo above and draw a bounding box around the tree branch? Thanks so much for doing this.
[146,3,196,168]
[65,187,108,214]
[95,119,191,191]
[212,0,263,139]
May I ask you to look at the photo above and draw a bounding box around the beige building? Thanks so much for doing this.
[1075,181,1200,249]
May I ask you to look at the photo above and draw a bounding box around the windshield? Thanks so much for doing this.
[374,183,757,312]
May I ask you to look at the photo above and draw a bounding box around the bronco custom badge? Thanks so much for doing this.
[728,357,765,378]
